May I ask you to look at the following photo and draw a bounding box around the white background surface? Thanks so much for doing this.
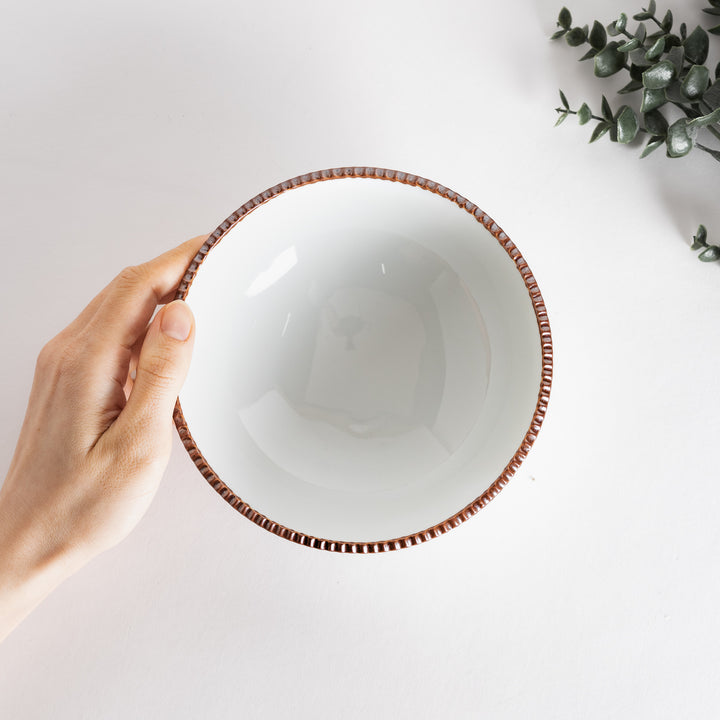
[1,0,719,717]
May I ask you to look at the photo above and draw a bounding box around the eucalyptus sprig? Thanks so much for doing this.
[691,224,720,261]
[552,1,720,161]
[552,1,720,264]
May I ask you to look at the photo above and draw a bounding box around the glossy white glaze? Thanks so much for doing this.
[180,177,541,540]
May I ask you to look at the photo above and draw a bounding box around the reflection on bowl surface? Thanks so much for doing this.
[178,170,550,546]
[236,232,490,493]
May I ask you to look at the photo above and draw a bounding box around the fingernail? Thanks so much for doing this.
[161,300,193,341]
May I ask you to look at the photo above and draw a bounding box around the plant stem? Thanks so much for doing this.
[670,100,700,119]
[559,107,650,135]
[562,109,605,122]
[699,101,720,143]
[646,14,665,31]
[707,126,720,143]
[697,143,720,162]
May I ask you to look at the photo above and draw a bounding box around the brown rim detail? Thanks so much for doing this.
[173,166,553,553]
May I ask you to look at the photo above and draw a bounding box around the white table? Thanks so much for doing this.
[2,0,719,717]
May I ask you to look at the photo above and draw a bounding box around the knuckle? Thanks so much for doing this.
[36,337,61,371]
[36,334,78,375]
[116,264,148,288]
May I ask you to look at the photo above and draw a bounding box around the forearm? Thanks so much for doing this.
[0,235,204,643]
[0,481,85,643]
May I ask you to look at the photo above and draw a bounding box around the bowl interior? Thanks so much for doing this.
[179,176,543,542]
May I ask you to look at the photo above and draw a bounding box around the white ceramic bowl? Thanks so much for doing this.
[174,167,552,552]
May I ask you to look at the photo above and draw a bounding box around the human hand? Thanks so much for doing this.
[0,233,209,642]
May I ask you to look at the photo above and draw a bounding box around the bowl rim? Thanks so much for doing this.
[173,166,553,553]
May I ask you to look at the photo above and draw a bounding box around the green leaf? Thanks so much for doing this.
[607,21,621,37]
[661,9,673,32]
[633,11,652,21]
[644,36,665,61]
[618,38,641,52]
[551,29,567,40]
[629,50,651,70]
[615,13,627,33]
[630,63,646,81]
[618,79,643,94]
[686,107,720,129]
[648,0,656,14]
[643,109,669,136]
[558,7,572,30]
[708,0,720,8]
[666,46,684,75]
[643,61,676,89]
[684,25,709,65]
[693,224,708,247]
[640,87,666,112]
[703,81,720,110]
[559,89,569,109]
[615,105,639,143]
[709,25,720,36]
[566,27,587,46]
[594,42,625,78]
[640,136,665,158]
[682,65,709,100]
[698,245,720,262]
[578,48,599,61]
[666,119,694,157]
[664,79,688,104]
[635,22,647,44]
[680,22,687,41]
[554,111,569,126]
[589,121,610,143]
[703,7,720,16]
[577,103,592,125]
[601,94,613,121]
[716,62,720,80]
[589,20,607,49]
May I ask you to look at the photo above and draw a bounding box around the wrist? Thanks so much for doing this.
[0,480,87,642]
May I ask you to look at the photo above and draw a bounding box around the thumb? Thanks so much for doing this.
[119,299,195,442]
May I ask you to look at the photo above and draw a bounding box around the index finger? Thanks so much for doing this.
[84,233,210,351]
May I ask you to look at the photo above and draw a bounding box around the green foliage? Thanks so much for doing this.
[687,107,720,128]
[551,2,720,264]
[594,41,625,76]
[558,7,572,30]
[639,136,665,157]
[644,36,665,61]
[682,65,709,99]
[616,105,639,142]
[589,20,607,50]
[567,27,588,46]
[642,61,676,89]
[684,26,709,64]
[640,87,666,112]
[666,119,695,157]
[577,103,592,124]
[590,121,611,142]
[644,109,668,135]
[690,225,720,262]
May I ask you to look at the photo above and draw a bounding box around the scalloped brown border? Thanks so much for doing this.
[173,166,553,553]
